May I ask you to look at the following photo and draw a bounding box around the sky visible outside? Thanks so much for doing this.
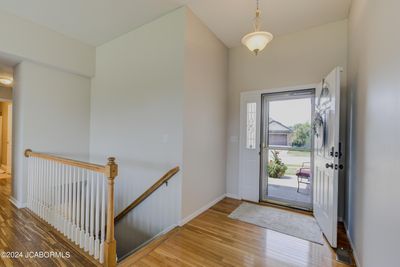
[269,98,311,127]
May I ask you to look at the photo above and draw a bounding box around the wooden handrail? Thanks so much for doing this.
[24,149,106,173]
[114,166,180,224]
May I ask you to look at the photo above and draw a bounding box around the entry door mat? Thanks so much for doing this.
[229,202,323,245]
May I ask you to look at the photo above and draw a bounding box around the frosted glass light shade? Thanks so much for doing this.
[241,31,273,55]
[0,77,13,86]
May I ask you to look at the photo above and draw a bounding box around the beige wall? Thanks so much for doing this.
[13,61,91,206]
[91,7,228,225]
[182,10,228,219]
[227,20,348,206]
[0,9,95,77]
[346,1,400,266]
[90,8,186,234]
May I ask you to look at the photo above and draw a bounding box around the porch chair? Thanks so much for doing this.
[296,162,311,192]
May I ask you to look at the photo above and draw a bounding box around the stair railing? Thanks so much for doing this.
[114,166,179,224]
[24,149,118,267]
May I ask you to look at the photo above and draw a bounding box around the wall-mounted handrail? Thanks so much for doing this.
[114,166,180,224]
[24,149,118,267]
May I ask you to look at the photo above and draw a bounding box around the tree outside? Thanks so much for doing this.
[291,122,311,148]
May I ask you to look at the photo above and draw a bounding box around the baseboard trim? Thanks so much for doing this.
[179,194,226,226]
[225,193,241,200]
[343,221,361,267]
[9,197,26,209]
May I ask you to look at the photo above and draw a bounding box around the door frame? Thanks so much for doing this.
[239,84,317,202]
[260,89,315,210]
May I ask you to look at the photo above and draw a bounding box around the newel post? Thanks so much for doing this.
[104,157,118,267]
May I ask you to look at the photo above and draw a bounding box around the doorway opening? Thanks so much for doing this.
[261,89,314,210]
[0,101,12,176]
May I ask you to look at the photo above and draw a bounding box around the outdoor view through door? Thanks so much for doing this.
[261,90,314,210]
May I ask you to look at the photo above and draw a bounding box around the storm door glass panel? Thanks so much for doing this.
[261,93,314,210]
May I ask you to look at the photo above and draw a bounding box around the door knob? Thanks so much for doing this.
[325,163,334,169]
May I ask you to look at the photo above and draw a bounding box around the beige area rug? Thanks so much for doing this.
[229,202,323,245]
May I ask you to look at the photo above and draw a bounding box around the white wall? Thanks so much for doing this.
[0,9,95,77]
[227,20,348,206]
[90,8,186,242]
[182,10,228,219]
[13,61,91,206]
[346,1,400,266]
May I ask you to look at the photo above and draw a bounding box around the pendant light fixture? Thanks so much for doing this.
[241,0,273,55]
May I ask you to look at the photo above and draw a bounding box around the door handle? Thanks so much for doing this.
[325,163,334,169]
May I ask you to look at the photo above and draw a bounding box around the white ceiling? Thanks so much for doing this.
[0,0,351,47]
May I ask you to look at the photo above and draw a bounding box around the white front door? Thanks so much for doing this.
[239,93,261,202]
[313,67,342,247]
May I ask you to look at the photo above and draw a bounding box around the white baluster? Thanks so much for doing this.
[68,165,73,239]
[52,161,56,227]
[39,159,43,218]
[94,172,100,259]
[53,162,60,230]
[75,167,80,244]
[62,164,67,235]
[89,171,95,255]
[50,160,54,226]
[72,166,77,243]
[57,163,63,232]
[85,170,90,252]
[63,163,67,235]
[99,175,106,264]
[66,164,70,237]
[59,162,62,230]
[80,169,85,248]
[34,158,38,214]
[45,159,48,221]
[27,158,31,209]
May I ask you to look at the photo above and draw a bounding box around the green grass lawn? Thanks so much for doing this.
[287,150,311,157]
[285,164,301,176]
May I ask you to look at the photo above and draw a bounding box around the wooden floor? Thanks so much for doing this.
[0,177,97,267]
[122,198,355,267]
[0,176,355,267]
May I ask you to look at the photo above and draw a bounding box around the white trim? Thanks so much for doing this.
[226,193,241,200]
[343,221,361,267]
[240,83,318,97]
[179,194,226,226]
[9,196,26,209]
[225,193,241,200]
[239,84,318,203]
[159,223,178,236]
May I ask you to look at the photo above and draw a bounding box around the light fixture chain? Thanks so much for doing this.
[255,0,261,31]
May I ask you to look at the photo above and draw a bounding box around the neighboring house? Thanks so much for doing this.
[269,118,293,146]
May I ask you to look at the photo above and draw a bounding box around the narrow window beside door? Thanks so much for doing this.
[246,103,256,149]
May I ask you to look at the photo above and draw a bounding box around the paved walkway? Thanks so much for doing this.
[264,175,312,206]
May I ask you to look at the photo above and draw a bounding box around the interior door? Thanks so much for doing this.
[313,67,342,247]
[239,93,261,202]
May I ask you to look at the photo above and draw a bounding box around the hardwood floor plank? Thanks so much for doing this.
[0,178,97,267]
[122,198,355,267]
